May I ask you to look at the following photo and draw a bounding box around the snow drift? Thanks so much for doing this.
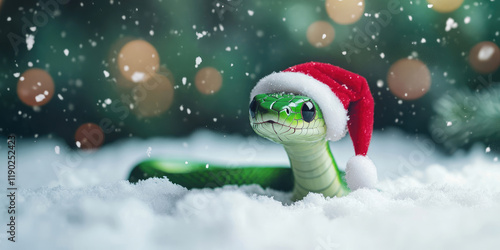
[1,129,499,250]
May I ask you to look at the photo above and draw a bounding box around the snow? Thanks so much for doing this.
[26,34,35,51]
[131,72,145,82]
[445,18,458,32]
[195,56,202,68]
[1,129,500,249]
[35,94,46,102]
[376,80,384,88]
[478,45,495,61]
[195,31,208,39]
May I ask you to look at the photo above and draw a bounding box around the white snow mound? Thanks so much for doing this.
[0,129,499,250]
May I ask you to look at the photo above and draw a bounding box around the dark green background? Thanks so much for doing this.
[0,0,499,152]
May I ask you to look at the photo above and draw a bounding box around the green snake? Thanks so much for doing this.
[249,93,349,200]
[128,92,349,200]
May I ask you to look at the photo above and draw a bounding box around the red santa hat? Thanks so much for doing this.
[250,62,377,190]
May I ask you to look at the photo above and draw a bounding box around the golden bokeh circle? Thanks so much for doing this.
[325,0,365,25]
[426,0,464,13]
[17,68,55,106]
[133,73,174,117]
[468,41,500,74]
[107,36,137,89]
[118,40,160,83]
[307,21,335,48]
[387,58,431,100]
[195,67,223,95]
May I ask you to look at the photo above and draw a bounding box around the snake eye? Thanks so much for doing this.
[249,99,257,118]
[301,101,315,122]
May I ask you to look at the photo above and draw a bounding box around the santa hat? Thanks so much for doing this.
[250,62,377,190]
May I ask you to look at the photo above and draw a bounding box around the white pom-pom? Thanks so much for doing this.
[345,155,378,190]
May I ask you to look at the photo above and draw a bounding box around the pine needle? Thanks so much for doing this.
[430,85,500,152]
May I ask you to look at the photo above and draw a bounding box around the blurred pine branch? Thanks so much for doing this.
[430,82,500,152]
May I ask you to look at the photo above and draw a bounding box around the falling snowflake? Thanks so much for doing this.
[195,56,202,68]
[445,18,458,32]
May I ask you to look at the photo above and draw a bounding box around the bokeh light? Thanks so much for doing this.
[133,73,174,117]
[306,21,335,48]
[195,67,222,95]
[75,123,105,150]
[107,37,137,89]
[118,40,160,83]
[427,0,464,13]
[387,58,431,100]
[468,41,500,74]
[17,68,55,107]
[325,0,365,25]
[161,66,176,86]
[3,0,500,158]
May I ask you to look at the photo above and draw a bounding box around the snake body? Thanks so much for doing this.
[129,93,349,200]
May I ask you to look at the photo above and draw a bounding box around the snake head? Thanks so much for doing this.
[249,93,327,144]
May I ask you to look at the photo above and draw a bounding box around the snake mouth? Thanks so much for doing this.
[253,120,281,126]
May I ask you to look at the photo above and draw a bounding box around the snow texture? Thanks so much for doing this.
[1,129,500,250]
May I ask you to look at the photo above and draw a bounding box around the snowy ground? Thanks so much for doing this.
[1,129,500,250]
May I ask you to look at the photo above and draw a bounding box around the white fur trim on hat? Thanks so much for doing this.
[345,155,378,190]
[250,71,348,141]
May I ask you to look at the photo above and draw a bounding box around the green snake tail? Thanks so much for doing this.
[128,159,295,192]
[128,159,349,196]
